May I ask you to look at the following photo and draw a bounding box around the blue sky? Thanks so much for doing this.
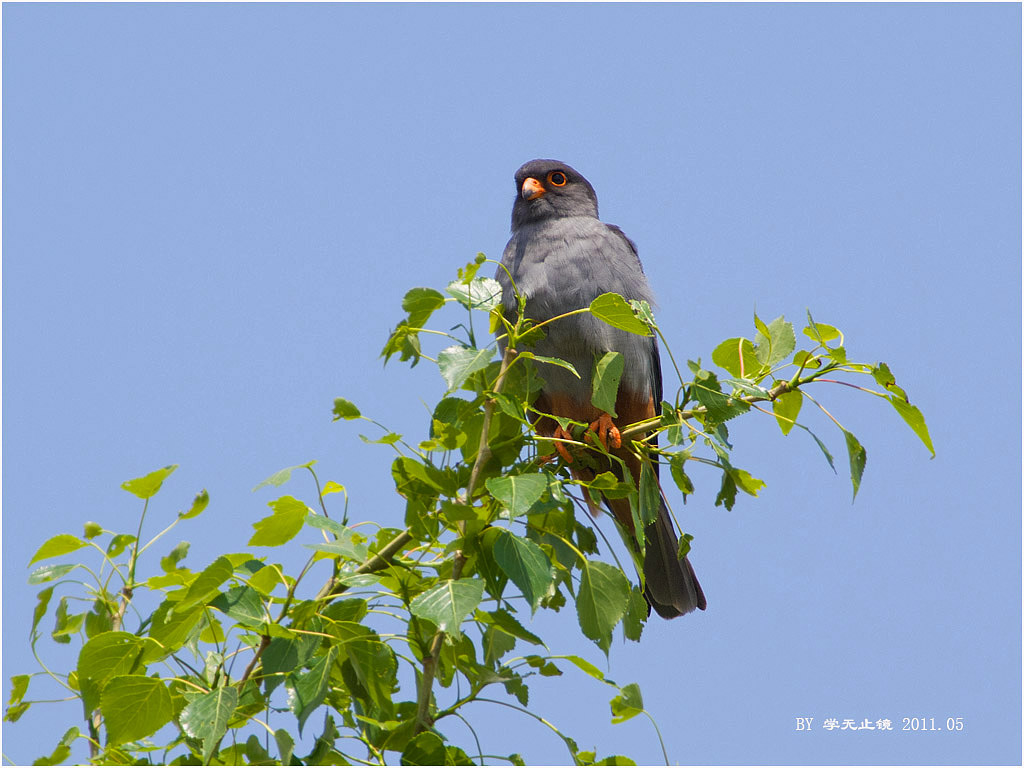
[3,3,1020,765]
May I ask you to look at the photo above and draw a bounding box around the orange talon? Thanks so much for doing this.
[552,424,575,463]
[586,412,622,450]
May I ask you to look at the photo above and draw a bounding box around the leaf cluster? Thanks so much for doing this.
[6,254,931,765]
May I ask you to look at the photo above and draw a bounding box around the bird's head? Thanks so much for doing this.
[511,159,599,230]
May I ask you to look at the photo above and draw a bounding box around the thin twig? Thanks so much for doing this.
[238,635,272,686]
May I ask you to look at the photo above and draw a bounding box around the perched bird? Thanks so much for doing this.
[496,159,706,619]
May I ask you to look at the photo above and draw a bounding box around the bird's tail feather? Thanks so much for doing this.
[642,504,707,618]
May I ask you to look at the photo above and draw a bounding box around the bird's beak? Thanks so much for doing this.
[521,177,546,201]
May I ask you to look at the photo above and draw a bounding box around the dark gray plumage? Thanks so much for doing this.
[496,159,706,619]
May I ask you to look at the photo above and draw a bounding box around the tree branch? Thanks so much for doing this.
[414,343,517,733]
[315,528,416,602]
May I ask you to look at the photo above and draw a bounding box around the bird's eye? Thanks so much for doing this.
[547,171,568,187]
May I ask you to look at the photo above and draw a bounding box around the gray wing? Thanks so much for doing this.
[607,224,664,410]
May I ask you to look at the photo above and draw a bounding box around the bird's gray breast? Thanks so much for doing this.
[496,217,656,404]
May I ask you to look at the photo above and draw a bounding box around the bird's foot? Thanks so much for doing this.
[537,424,578,465]
[585,412,621,450]
[550,424,577,463]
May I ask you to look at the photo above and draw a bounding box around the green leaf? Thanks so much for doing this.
[178,556,234,610]
[409,579,485,640]
[83,521,103,539]
[77,633,145,716]
[711,337,759,379]
[827,345,848,365]
[180,686,239,764]
[803,311,842,345]
[176,489,209,520]
[32,587,54,635]
[321,480,346,497]
[263,635,320,696]
[485,474,547,517]
[589,293,652,336]
[101,674,173,745]
[588,471,635,500]
[403,286,447,328]
[479,609,544,647]
[30,727,78,765]
[247,564,286,596]
[715,470,738,511]
[359,431,403,445]
[675,533,693,563]
[595,756,637,766]
[446,276,503,312]
[531,659,563,677]
[630,299,657,326]
[210,586,266,628]
[638,462,661,528]
[306,541,370,565]
[402,731,447,766]
[792,349,822,370]
[729,467,765,497]
[393,456,444,490]
[344,637,397,708]
[274,729,295,766]
[437,345,494,391]
[691,369,750,424]
[332,397,362,421]
[622,587,647,643]
[871,362,908,400]
[7,675,29,711]
[721,378,770,398]
[887,396,935,458]
[482,625,517,666]
[517,351,580,378]
[576,560,630,652]
[843,429,867,501]
[772,389,803,435]
[148,600,204,656]
[102,535,133,559]
[610,682,644,724]
[28,534,86,566]
[558,654,606,682]
[248,495,308,547]
[84,605,116,640]
[753,314,796,367]
[4,702,29,724]
[51,596,84,643]
[27,563,76,585]
[285,647,338,734]
[242,735,271,766]
[469,528,508,598]
[503,674,530,707]
[160,541,190,572]
[253,461,317,491]
[121,464,178,499]
[492,531,554,612]
[382,321,422,366]
[446,746,474,766]
[304,516,369,560]
[668,452,694,496]
[591,351,624,417]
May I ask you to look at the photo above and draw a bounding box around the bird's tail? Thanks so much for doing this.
[642,504,706,619]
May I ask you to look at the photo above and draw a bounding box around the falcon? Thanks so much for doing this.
[496,159,706,618]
